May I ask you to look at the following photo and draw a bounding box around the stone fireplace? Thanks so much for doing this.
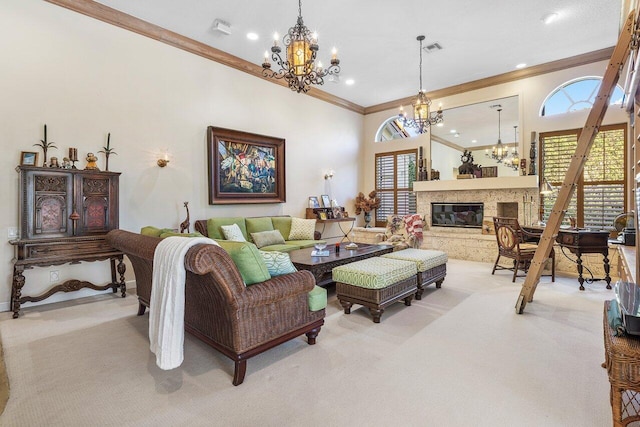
[413,176,540,263]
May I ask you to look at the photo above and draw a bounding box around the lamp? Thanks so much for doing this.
[157,152,170,168]
[540,178,554,195]
[509,125,520,171]
[487,107,507,163]
[398,35,444,134]
[261,0,340,93]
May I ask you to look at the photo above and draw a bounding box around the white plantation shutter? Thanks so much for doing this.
[375,149,417,226]
[540,124,626,228]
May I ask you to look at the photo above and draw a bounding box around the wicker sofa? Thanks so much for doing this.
[106,229,325,386]
[194,216,323,252]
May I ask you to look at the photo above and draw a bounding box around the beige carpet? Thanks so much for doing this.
[0,259,614,426]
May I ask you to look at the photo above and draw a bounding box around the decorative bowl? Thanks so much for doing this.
[314,243,327,251]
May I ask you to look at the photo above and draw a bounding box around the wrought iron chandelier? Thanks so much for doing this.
[399,35,443,134]
[507,125,520,171]
[261,0,340,93]
[488,107,507,163]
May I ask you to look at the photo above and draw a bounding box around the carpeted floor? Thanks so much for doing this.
[0,259,614,426]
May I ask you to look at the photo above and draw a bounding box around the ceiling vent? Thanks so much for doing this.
[212,19,232,35]
[422,42,443,53]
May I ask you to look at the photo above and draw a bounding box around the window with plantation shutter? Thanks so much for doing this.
[375,149,417,227]
[540,124,626,228]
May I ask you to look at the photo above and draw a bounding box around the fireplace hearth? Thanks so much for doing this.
[431,203,483,228]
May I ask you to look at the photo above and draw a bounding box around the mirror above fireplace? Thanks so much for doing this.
[430,95,520,180]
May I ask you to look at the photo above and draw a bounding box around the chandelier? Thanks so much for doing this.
[507,125,520,171]
[261,0,340,93]
[488,107,507,163]
[399,35,443,134]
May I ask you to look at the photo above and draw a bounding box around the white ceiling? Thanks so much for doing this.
[96,0,621,108]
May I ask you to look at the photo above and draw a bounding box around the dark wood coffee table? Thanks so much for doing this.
[289,243,394,287]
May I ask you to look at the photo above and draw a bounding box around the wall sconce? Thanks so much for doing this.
[157,153,170,168]
[324,170,334,180]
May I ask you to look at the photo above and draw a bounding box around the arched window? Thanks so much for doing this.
[375,116,420,141]
[539,76,624,117]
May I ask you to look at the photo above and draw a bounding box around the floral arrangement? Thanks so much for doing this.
[354,191,380,215]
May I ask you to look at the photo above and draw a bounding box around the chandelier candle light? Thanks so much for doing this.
[399,35,444,134]
[487,107,507,163]
[262,0,340,93]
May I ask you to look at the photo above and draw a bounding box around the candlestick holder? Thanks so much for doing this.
[68,148,78,169]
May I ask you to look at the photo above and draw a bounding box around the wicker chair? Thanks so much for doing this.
[106,229,325,386]
[491,217,555,282]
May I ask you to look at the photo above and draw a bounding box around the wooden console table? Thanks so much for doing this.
[10,236,126,318]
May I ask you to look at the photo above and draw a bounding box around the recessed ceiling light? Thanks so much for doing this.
[471,139,477,143]
[454,133,460,138]
[246,32,259,41]
[515,63,527,69]
[542,12,559,24]
[436,122,444,127]
[345,79,355,86]
[450,129,457,133]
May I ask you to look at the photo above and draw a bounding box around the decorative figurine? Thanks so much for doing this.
[62,157,71,169]
[33,124,57,167]
[180,202,190,234]
[98,133,117,171]
[49,157,60,168]
[85,152,99,170]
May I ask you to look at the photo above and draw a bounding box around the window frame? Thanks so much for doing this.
[374,149,418,227]
[539,123,627,228]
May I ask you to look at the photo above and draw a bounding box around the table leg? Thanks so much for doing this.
[117,256,126,298]
[11,265,25,319]
[603,252,612,290]
[576,254,585,291]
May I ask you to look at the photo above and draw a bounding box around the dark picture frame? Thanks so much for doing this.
[207,126,286,204]
[20,151,38,166]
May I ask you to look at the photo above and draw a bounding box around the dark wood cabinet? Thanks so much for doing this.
[10,166,126,318]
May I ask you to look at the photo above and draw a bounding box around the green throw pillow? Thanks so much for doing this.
[245,217,274,242]
[207,217,247,240]
[141,226,174,237]
[271,217,292,240]
[259,250,297,276]
[251,230,286,249]
[216,240,271,285]
[159,231,204,238]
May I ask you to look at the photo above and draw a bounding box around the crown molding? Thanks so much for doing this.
[44,0,614,118]
[364,47,615,115]
[44,0,365,114]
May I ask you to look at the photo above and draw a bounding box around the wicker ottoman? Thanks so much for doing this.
[332,257,417,323]
[381,249,448,300]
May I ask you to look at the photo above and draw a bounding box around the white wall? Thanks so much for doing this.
[363,60,629,198]
[0,0,363,311]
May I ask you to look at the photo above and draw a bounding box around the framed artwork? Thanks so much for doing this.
[332,207,343,219]
[20,151,38,166]
[207,126,285,204]
[309,196,320,208]
[321,194,331,208]
[481,166,498,178]
[318,211,328,220]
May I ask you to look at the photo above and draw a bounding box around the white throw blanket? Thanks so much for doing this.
[150,236,218,370]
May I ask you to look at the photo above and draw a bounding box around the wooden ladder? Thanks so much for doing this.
[515,10,637,314]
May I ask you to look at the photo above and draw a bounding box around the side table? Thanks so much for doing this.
[603,300,640,426]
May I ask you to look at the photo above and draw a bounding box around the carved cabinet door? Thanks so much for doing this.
[22,169,74,239]
[75,173,119,235]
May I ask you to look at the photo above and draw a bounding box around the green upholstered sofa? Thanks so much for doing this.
[194,216,324,253]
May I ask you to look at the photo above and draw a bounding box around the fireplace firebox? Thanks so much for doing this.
[431,203,484,228]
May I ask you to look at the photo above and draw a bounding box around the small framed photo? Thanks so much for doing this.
[308,196,320,208]
[332,207,343,219]
[321,194,331,208]
[318,211,328,220]
[20,151,38,166]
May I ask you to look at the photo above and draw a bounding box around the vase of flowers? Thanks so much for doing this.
[355,191,380,228]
